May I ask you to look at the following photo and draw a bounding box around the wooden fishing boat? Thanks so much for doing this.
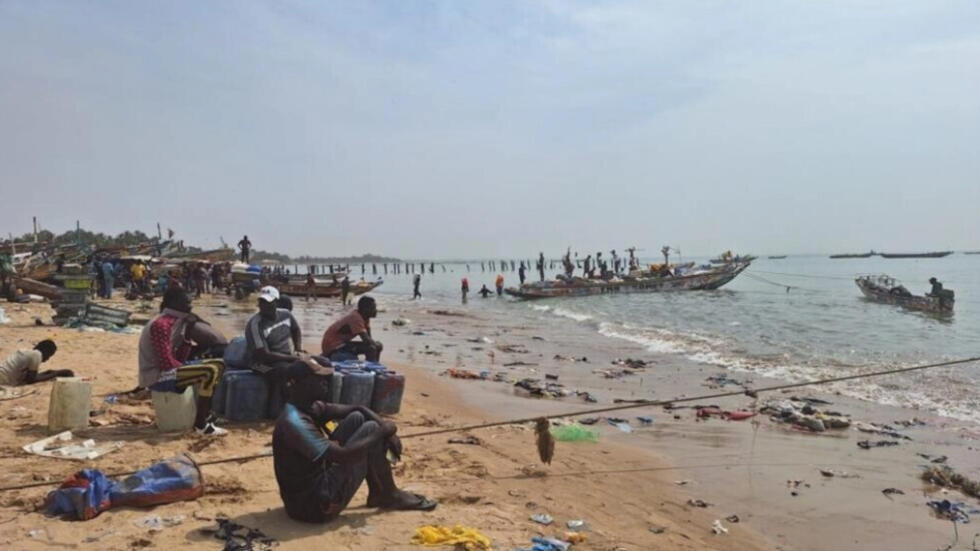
[855,275,953,314]
[506,263,750,300]
[276,278,383,298]
[830,252,874,259]
[879,251,952,259]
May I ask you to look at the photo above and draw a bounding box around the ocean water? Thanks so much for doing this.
[359,254,980,422]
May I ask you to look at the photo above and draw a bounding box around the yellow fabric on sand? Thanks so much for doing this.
[412,525,492,551]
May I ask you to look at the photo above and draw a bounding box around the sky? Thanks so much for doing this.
[0,1,977,258]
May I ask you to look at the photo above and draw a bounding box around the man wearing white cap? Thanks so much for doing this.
[245,286,305,380]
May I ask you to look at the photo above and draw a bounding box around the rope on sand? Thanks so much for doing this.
[0,355,977,493]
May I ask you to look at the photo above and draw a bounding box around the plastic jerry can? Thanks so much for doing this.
[223,371,269,422]
[329,371,344,404]
[370,371,405,415]
[151,386,197,432]
[267,377,284,419]
[339,370,374,407]
[47,377,93,433]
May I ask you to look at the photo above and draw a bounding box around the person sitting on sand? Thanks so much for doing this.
[321,296,382,362]
[0,340,73,386]
[477,284,493,298]
[273,360,436,523]
[138,287,227,435]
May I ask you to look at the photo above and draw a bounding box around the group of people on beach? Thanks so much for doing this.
[130,278,431,520]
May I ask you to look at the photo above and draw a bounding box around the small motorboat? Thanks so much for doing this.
[855,274,953,315]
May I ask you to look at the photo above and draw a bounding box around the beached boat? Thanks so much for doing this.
[505,263,750,299]
[879,251,952,259]
[276,278,383,298]
[855,275,953,315]
[830,252,874,259]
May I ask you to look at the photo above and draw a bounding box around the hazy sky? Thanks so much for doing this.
[1,1,977,258]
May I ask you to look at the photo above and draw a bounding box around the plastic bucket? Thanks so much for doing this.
[152,386,197,432]
[47,377,93,433]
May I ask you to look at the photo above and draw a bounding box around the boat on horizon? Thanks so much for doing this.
[505,262,750,300]
[767,255,787,259]
[855,274,953,315]
[829,251,875,259]
[879,251,952,259]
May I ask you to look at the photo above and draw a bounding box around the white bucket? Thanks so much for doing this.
[47,377,93,433]
[152,387,197,432]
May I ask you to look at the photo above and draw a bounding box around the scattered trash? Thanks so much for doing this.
[566,519,585,529]
[649,525,667,534]
[550,424,599,442]
[761,400,850,432]
[103,395,118,404]
[917,453,948,464]
[637,416,654,425]
[687,499,710,508]
[530,513,554,525]
[674,480,692,486]
[854,422,912,440]
[28,528,47,539]
[205,517,279,551]
[578,417,600,425]
[819,469,859,479]
[711,519,729,535]
[881,488,905,498]
[81,530,114,543]
[23,431,124,461]
[697,407,756,421]
[857,440,900,450]
[725,514,740,523]
[446,369,482,380]
[609,420,632,433]
[515,378,569,399]
[926,500,972,523]
[563,531,587,543]
[447,436,481,445]
[0,386,38,401]
[921,466,980,499]
[513,537,571,551]
[391,318,410,326]
[0,307,9,324]
[611,358,648,369]
[135,514,185,532]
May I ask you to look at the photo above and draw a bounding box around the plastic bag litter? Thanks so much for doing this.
[412,525,492,550]
[550,424,598,442]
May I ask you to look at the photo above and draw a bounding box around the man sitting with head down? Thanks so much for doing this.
[272,360,436,522]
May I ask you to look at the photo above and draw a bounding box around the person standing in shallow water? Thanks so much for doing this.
[412,273,422,300]
[495,274,504,296]
[537,252,545,281]
[518,262,526,285]
[461,277,469,303]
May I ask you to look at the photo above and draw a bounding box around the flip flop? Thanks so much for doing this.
[372,493,437,511]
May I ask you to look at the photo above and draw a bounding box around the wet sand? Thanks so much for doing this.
[0,298,772,550]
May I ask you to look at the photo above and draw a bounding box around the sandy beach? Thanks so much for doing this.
[0,295,977,550]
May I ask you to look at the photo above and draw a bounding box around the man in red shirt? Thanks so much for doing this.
[321,296,382,362]
[138,287,226,435]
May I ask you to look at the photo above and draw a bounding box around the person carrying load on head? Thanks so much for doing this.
[138,287,227,435]
[321,296,382,362]
[0,339,73,386]
[272,361,436,524]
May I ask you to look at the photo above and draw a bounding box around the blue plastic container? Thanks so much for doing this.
[266,378,284,419]
[223,371,269,422]
[329,371,344,404]
[370,371,405,415]
[222,337,249,369]
[339,370,375,407]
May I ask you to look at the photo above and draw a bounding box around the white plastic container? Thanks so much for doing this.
[47,377,93,433]
[152,387,197,432]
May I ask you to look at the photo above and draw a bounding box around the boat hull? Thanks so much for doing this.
[277,280,383,298]
[855,277,952,314]
[505,263,749,299]
[879,251,952,259]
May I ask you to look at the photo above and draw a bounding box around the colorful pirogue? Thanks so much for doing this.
[505,262,750,300]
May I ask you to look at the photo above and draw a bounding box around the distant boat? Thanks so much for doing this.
[964,251,980,255]
[879,251,952,259]
[829,252,874,259]
[767,255,787,259]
